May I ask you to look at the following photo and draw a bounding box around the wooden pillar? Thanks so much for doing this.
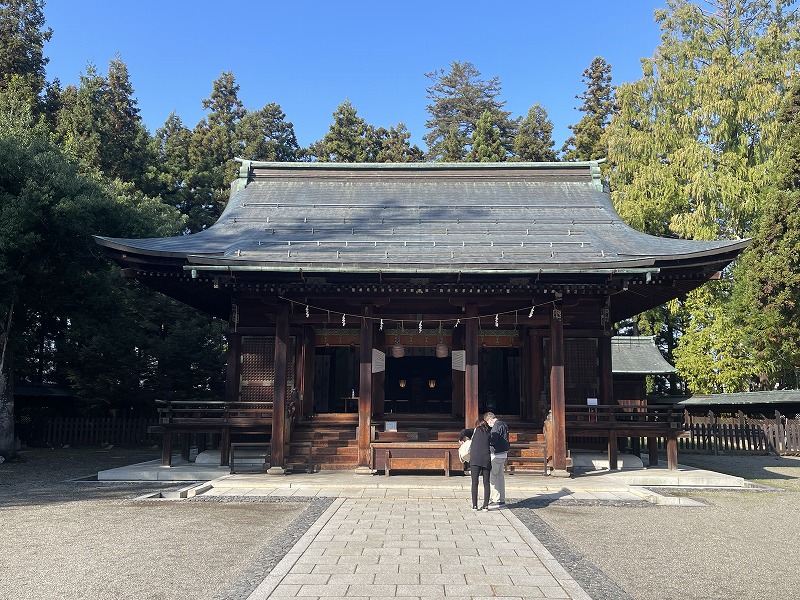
[530,331,544,423]
[268,301,289,474]
[356,306,374,473]
[549,305,569,476]
[666,431,678,470]
[647,437,659,466]
[373,327,386,415]
[465,304,479,429]
[599,334,614,406]
[225,329,241,402]
[608,433,618,470]
[519,327,530,420]
[300,325,315,417]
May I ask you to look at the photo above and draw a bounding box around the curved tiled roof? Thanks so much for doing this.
[95,161,749,275]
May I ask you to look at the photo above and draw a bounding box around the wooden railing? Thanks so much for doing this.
[674,410,800,456]
[565,404,684,432]
[156,399,273,425]
[28,417,159,447]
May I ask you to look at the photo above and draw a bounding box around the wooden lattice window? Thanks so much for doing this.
[239,336,295,403]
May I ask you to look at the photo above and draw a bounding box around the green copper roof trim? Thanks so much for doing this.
[185,264,660,277]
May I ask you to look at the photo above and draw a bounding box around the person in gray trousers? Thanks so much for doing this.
[484,412,509,508]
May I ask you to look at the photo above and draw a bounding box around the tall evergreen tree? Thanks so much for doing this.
[729,77,800,389]
[513,103,557,162]
[607,0,800,393]
[183,72,244,231]
[309,100,380,162]
[424,61,515,160]
[562,57,615,161]
[375,123,424,162]
[236,102,300,162]
[0,0,51,99]
[468,110,506,162]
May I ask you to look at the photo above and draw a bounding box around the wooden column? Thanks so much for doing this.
[300,325,315,417]
[608,433,618,470]
[530,331,544,423]
[465,304,479,429]
[356,306,373,473]
[373,327,386,415]
[666,431,678,470]
[268,301,289,474]
[225,328,241,403]
[647,437,659,466]
[549,305,569,476]
[519,327,530,420]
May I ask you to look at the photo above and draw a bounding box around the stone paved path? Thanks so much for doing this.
[246,497,591,600]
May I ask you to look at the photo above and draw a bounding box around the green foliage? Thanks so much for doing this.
[309,99,380,162]
[468,110,506,162]
[513,103,557,162]
[52,60,154,185]
[607,0,800,393]
[562,57,615,162]
[424,61,515,161]
[730,76,800,388]
[607,0,797,240]
[0,0,51,98]
[237,102,301,162]
[375,123,424,162]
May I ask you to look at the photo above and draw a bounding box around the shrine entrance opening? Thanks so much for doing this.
[385,354,452,414]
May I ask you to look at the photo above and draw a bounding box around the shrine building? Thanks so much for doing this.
[95,161,748,475]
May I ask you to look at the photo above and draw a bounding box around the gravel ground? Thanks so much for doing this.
[0,447,327,600]
[517,453,800,600]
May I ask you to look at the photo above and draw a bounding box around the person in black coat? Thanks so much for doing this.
[464,419,492,510]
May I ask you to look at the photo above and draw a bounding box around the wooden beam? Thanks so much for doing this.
[530,331,544,422]
[549,306,569,476]
[269,301,289,474]
[356,305,373,472]
[451,324,465,418]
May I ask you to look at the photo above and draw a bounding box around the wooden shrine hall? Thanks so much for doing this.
[95,161,748,475]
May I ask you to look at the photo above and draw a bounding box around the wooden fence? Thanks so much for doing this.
[27,417,160,447]
[646,410,800,456]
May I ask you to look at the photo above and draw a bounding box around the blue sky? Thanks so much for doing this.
[42,1,667,152]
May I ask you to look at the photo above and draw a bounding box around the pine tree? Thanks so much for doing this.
[513,103,557,162]
[424,61,514,160]
[562,57,615,161]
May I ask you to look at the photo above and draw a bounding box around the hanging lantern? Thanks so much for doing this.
[392,323,405,358]
[428,379,437,389]
[435,322,448,358]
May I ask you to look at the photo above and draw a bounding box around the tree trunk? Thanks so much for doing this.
[0,304,15,457]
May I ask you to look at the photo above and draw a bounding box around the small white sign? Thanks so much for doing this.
[372,348,386,373]
[385,421,398,432]
[451,350,466,372]
[587,397,598,406]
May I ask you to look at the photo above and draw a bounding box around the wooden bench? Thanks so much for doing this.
[370,442,463,476]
